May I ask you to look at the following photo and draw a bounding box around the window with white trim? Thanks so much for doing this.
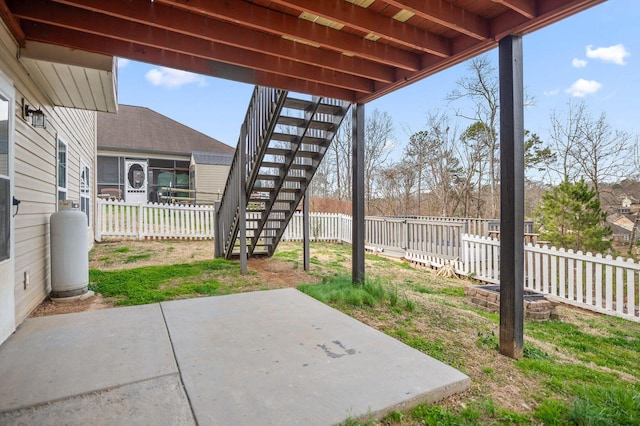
[0,92,10,262]
[57,138,67,202]
[80,161,90,226]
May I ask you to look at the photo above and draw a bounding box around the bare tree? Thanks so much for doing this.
[448,56,500,217]
[548,101,588,182]
[575,110,633,200]
[458,121,491,217]
[548,101,633,200]
[418,113,462,216]
[364,109,395,212]
[404,130,429,214]
[328,113,352,200]
[376,160,416,216]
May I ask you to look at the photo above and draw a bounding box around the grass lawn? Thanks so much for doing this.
[88,241,640,425]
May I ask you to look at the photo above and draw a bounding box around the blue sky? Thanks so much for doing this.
[117,0,639,153]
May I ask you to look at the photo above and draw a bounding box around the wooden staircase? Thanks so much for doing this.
[215,86,350,259]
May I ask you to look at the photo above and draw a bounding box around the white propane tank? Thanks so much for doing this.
[50,200,88,298]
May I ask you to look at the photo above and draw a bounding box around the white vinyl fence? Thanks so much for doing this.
[452,234,639,322]
[96,199,639,322]
[96,199,216,241]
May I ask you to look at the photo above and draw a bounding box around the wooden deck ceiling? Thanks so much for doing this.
[2,0,604,103]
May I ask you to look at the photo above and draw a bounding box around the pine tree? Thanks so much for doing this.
[534,179,611,253]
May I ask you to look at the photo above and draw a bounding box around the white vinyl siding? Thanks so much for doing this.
[191,164,230,203]
[0,19,97,325]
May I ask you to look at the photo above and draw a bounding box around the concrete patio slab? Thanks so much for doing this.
[0,374,195,426]
[0,304,177,412]
[0,288,470,425]
[161,288,470,425]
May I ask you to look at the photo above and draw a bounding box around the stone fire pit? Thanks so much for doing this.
[466,285,558,321]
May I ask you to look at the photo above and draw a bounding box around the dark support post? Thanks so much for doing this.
[214,200,221,258]
[303,189,310,272]
[499,35,524,359]
[239,141,247,275]
[352,103,365,284]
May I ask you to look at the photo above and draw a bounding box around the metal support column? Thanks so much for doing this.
[214,200,221,258]
[303,189,310,272]
[499,35,525,359]
[239,140,247,275]
[352,103,365,284]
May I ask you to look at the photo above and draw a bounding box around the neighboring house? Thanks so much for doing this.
[607,212,636,232]
[189,152,233,204]
[606,212,640,244]
[608,195,640,216]
[0,23,117,345]
[609,222,635,244]
[97,105,234,204]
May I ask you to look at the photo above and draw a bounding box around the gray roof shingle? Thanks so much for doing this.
[98,105,235,156]
[192,151,233,165]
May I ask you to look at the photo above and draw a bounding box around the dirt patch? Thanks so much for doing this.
[247,258,318,287]
[31,240,319,317]
[30,293,116,317]
[89,240,214,270]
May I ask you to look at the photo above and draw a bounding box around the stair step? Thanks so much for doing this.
[256,174,279,181]
[284,97,345,115]
[252,205,291,212]
[277,116,336,131]
[265,147,290,156]
[271,133,325,145]
[265,148,320,159]
[261,161,313,171]
[256,173,307,183]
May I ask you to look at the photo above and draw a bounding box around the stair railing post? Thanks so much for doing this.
[239,136,248,274]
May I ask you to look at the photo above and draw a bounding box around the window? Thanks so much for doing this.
[97,155,123,199]
[0,93,10,261]
[57,138,67,202]
[80,162,90,226]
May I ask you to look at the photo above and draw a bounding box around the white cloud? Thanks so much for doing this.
[565,79,602,97]
[572,58,587,68]
[117,58,130,68]
[543,89,559,96]
[145,67,206,89]
[585,44,630,65]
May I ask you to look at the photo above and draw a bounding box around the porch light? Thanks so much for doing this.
[22,99,46,128]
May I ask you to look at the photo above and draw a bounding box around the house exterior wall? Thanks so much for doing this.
[190,163,230,203]
[0,21,97,331]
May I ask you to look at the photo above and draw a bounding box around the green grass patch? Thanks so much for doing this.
[298,275,413,312]
[413,284,465,297]
[567,384,640,426]
[390,329,465,370]
[272,249,300,261]
[525,319,640,377]
[124,253,152,264]
[114,247,130,253]
[89,259,238,305]
[408,398,529,425]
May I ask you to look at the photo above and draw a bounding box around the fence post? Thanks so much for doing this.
[95,198,102,242]
[461,234,468,274]
[137,202,144,240]
[403,220,409,251]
